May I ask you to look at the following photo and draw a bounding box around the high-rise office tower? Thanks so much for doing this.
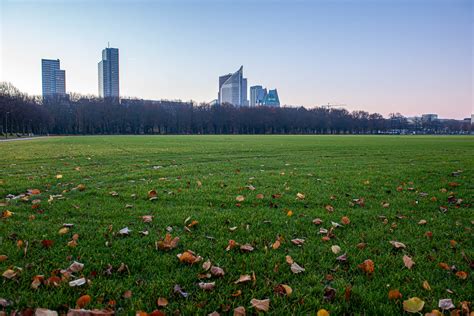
[42,59,66,98]
[98,47,119,98]
[218,66,248,106]
[263,89,280,107]
[250,85,267,106]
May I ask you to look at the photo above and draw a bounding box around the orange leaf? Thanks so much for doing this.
[358,259,374,275]
[455,271,468,280]
[388,289,402,300]
[341,216,350,225]
[76,294,91,308]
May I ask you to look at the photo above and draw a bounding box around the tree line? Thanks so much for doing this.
[0,82,470,135]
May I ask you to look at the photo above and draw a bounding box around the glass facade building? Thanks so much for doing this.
[98,47,119,98]
[218,66,248,106]
[250,85,267,106]
[263,89,280,107]
[42,59,66,98]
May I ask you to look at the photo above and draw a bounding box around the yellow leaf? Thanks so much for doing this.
[317,309,330,316]
[55,174,63,179]
[58,227,69,235]
[403,297,425,313]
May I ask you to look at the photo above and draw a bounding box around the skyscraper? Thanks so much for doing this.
[218,66,248,106]
[263,89,280,107]
[250,85,267,106]
[41,59,66,98]
[98,47,119,98]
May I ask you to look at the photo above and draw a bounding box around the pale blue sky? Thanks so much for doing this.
[1,0,472,118]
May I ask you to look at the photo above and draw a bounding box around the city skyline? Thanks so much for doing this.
[1,0,472,119]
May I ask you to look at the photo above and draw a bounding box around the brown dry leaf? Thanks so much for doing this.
[122,290,132,299]
[285,255,294,265]
[438,262,450,270]
[231,290,242,297]
[35,308,58,316]
[147,190,157,199]
[156,233,180,251]
[422,280,432,291]
[226,239,238,251]
[202,260,211,271]
[390,241,406,249]
[250,298,270,312]
[177,250,202,264]
[358,259,374,275]
[233,306,246,316]
[31,275,44,290]
[313,218,323,225]
[331,245,341,254]
[325,205,334,212]
[291,238,305,246]
[198,282,215,291]
[76,295,92,308]
[234,275,252,284]
[272,239,281,250]
[210,266,225,277]
[280,284,293,296]
[236,195,245,202]
[425,310,442,316]
[142,215,153,223]
[1,210,13,218]
[157,297,168,307]
[256,194,264,199]
[403,255,415,269]
[290,262,305,274]
[187,220,199,228]
[296,193,305,200]
[58,227,69,235]
[418,219,427,225]
[2,269,17,279]
[240,244,254,252]
[455,271,468,280]
[388,289,402,300]
[0,255,7,262]
[341,216,350,225]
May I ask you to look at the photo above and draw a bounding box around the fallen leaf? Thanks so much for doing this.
[438,298,455,310]
[256,194,264,199]
[341,216,350,225]
[403,255,415,269]
[173,284,188,297]
[198,282,215,291]
[455,271,468,280]
[2,269,17,279]
[312,218,323,225]
[35,308,58,316]
[358,259,374,275]
[202,260,211,271]
[1,210,13,218]
[156,233,180,251]
[272,239,281,250]
[142,215,153,223]
[438,262,450,270]
[323,286,336,301]
[250,298,270,312]
[233,306,246,316]
[240,244,254,252]
[68,261,84,273]
[76,295,92,308]
[424,310,442,316]
[69,278,86,287]
[177,250,202,264]
[422,280,431,291]
[226,239,238,251]
[55,174,63,179]
[157,297,168,307]
[296,193,305,200]
[0,255,8,262]
[236,195,245,202]
[403,297,425,313]
[290,262,305,274]
[274,284,292,296]
[287,210,293,217]
[285,255,294,265]
[187,220,199,228]
[390,241,406,249]
[317,309,329,316]
[331,245,341,254]
[147,190,157,199]
[119,227,131,235]
[234,275,252,284]
[418,219,427,225]
[291,238,305,246]
[325,205,334,212]
[388,289,402,300]
[31,275,44,289]
[210,266,225,277]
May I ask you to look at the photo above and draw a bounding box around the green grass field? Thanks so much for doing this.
[0,135,473,315]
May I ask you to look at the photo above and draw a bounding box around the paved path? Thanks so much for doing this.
[0,136,49,143]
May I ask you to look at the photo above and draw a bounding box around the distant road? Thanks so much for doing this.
[0,136,49,143]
